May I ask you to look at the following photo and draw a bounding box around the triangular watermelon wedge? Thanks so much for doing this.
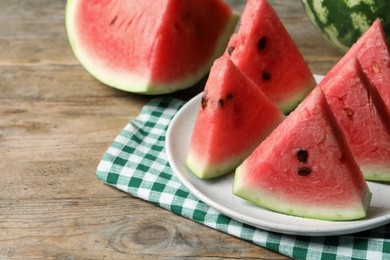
[66,0,238,94]
[319,19,390,115]
[233,87,372,221]
[226,0,316,114]
[186,55,284,179]
[322,57,390,182]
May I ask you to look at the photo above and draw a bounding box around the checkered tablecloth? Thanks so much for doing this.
[96,97,390,259]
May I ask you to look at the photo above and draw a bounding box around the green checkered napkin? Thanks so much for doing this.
[96,97,390,260]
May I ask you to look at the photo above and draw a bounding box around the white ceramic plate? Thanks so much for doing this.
[165,75,390,236]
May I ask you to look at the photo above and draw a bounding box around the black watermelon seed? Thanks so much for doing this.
[344,108,354,117]
[110,15,118,25]
[262,70,271,81]
[201,96,207,109]
[298,167,312,176]
[257,36,267,51]
[297,149,308,163]
[218,99,224,107]
[227,46,235,56]
[226,92,233,100]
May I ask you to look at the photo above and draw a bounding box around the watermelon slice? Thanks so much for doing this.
[322,57,390,182]
[66,0,238,94]
[186,55,284,179]
[319,19,390,115]
[233,87,372,221]
[226,0,316,114]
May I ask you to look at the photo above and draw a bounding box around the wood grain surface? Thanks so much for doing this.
[0,0,342,259]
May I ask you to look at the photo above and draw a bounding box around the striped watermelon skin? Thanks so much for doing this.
[300,0,390,53]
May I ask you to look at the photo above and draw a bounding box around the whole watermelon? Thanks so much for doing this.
[300,0,390,53]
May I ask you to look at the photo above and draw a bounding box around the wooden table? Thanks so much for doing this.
[0,0,342,259]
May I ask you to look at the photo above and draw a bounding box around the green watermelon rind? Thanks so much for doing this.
[300,0,390,53]
[186,134,268,179]
[361,165,390,182]
[233,165,372,221]
[65,0,239,94]
[186,152,244,180]
[278,81,316,114]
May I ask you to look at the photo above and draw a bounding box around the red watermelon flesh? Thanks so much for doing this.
[66,0,238,94]
[186,55,285,179]
[225,0,316,114]
[322,57,390,182]
[319,19,390,115]
[233,87,371,221]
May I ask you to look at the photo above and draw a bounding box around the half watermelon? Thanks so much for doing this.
[322,57,390,182]
[186,55,284,179]
[66,0,238,94]
[233,87,372,221]
[226,0,316,114]
[300,0,390,53]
